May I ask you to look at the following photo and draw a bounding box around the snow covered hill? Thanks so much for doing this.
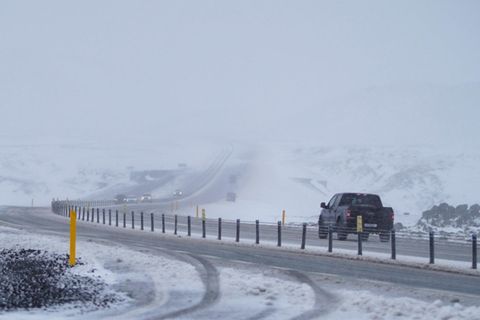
[1,136,478,227]
[273,144,480,226]
[203,143,480,226]
[0,137,217,206]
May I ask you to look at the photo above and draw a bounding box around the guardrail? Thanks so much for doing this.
[51,200,479,270]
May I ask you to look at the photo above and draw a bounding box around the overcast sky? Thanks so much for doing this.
[1,1,479,146]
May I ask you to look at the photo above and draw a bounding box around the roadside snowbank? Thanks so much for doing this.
[327,290,480,320]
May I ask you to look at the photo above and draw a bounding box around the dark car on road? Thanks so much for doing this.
[318,193,394,242]
[114,194,127,204]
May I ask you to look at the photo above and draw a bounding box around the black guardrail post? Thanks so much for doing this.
[151,213,154,232]
[277,221,282,247]
[328,226,333,253]
[123,212,126,228]
[236,219,240,242]
[162,214,165,233]
[391,230,396,260]
[131,211,135,229]
[202,218,206,238]
[82,207,85,221]
[174,214,178,235]
[473,234,477,269]
[87,209,90,222]
[102,208,105,224]
[255,220,260,244]
[115,210,118,227]
[108,209,111,226]
[301,223,307,250]
[218,218,222,240]
[187,216,191,236]
[97,208,100,223]
[357,232,363,255]
[141,212,144,231]
[429,231,435,264]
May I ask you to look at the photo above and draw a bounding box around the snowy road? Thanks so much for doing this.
[1,207,480,319]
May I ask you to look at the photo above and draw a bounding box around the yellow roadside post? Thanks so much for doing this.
[357,216,363,233]
[69,209,77,267]
[282,210,286,225]
[196,205,199,219]
[202,208,206,221]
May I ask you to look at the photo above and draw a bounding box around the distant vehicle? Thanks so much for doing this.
[140,193,152,202]
[173,189,183,197]
[125,195,138,203]
[226,192,236,202]
[318,193,394,242]
[114,194,127,204]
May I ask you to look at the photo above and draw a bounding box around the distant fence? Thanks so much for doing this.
[51,200,478,270]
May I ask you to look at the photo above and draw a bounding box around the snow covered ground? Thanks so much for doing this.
[0,136,220,206]
[1,223,479,319]
[1,136,479,227]
[187,142,480,227]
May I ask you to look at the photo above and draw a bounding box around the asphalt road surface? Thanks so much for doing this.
[2,207,479,299]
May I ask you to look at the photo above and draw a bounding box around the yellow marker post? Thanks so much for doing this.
[69,210,77,267]
[196,205,199,219]
[202,208,206,221]
[282,210,286,225]
[356,216,363,233]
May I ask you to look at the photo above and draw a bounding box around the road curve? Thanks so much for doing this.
[2,207,480,297]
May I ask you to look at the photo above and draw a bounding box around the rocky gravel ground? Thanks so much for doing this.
[0,249,122,312]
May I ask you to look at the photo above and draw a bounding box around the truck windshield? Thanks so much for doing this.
[339,194,382,208]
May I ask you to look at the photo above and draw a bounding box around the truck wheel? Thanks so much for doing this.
[379,232,390,242]
[318,218,328,239]
[337,224,348,241]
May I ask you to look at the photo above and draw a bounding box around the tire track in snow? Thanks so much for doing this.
[156,253,220,319]
[104,239,221,320]
[285,270,336,320]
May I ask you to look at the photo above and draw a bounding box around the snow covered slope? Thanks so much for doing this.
[202,143,480,226]
[1,137,479,227]
[0,137,218,206]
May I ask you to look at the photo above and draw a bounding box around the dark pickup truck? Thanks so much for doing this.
[318,193,394,242]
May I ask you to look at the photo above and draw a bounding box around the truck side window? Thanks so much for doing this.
[327,195,337,209]
[333,194,342,208]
